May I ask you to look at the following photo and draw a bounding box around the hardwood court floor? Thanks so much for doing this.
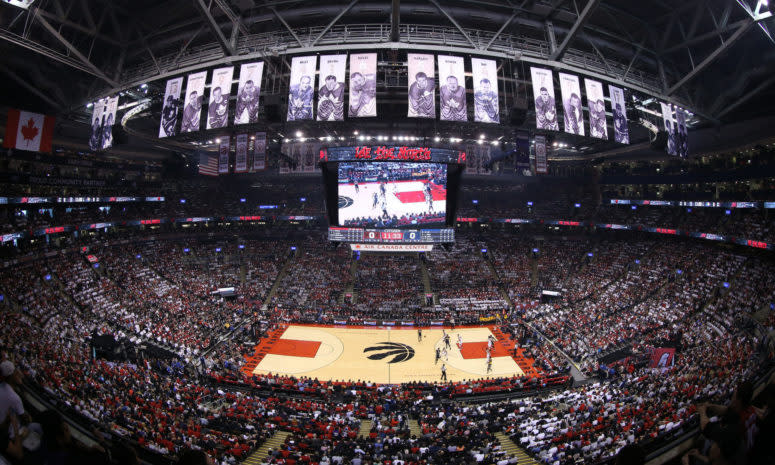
[250,325,524,384]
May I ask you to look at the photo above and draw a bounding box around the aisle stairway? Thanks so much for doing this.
[408,419,422,438]
[482,253,513,307]
[494,432,539,465]
[241,431,291,465]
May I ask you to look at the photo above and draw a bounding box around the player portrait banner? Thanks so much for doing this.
[349,53,377,118]
[559,73,584,136]
[207,66,234,130]
[660,102,677,156]
[159,77,183,138]
[88,99,104,151]
[675,107,689,158]
[218,139,230,174]
[609,85,629,144]
[99,96,119,151]
[407,53,436,118]
[530,67,559,131]
[181,71,207,133]
[471,58,499,123]
[535,135,548,174]
[234,62,264,125]
[287,56,317,121]
[438,55,467,122]
[584,79,607,140]
[3,109,55,153]
[235,134,248,173]
[317,54,347,121]
[253,132,266,171]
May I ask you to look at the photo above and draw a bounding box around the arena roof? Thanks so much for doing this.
[1,0,774,160]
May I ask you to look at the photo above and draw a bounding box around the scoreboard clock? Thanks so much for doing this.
[329,227,454,243]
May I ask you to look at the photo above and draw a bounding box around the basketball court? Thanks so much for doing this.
[338,180,446,224]
[242,325,538,384]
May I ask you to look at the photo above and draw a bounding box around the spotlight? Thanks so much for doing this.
[215,138,221,143]
[434,136,441,142]
[295,131,303,138]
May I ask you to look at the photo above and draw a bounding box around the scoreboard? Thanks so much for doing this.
[329,227,454,243]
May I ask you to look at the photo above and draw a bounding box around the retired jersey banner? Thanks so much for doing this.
[234,62,264,125]
[530,67,559,131]
[407,54,435,118]
[559,73,584,136]
[3,109,55,153]
[253,132,266,171]
[675,107,689,158]
[235,134,248,173]
[218,139,230,174]
[207,66,234,130]
[535,135,548,174]
[609,85,629,144]
[438,55,467,122]
[349,53,377,118]
[472,58,499,123]
[584,79,607,140]
[287,56,317,121]
[88,100,104,151]
[181,71,207,133]
[317,54,347,121]
[660,102,678,156]
[159,77,183,138]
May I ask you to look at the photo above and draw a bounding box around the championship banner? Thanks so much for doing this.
[530,67,559,131]
[218,138,230,174]
[438,55,467,122]
[234,62,264,125]
[609,85,629,144]
[349,53,377,117]
[471,58,499,123]
[279,143,291,174]
[3,109,55,153]
[407,54,435,118]
[159,77,183,138]
[301,143,317,172]
[584,79,607,140]
[675,107,689,158]
[660,102,678,156]
[317,54,347,121]
[253,132,266,171]
[559,73,584,136]
[535,135,548,174]
[88,100,104,151]
[181,71,207,133]
[235,134,248,173]
[207,66,234,130]
[287,56,317,121]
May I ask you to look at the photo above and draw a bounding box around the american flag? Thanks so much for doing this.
[198,151,218,176]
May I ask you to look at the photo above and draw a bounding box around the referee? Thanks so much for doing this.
[440,363,447,381]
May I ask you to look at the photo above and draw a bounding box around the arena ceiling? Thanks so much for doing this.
[0,0,774,160]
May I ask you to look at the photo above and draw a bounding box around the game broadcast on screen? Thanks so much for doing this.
[338,162,447,228]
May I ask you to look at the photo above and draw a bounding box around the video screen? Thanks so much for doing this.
[338,162,447,228]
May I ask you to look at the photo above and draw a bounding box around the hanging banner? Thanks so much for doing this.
[3,109,55,153]
[407,53,436,118]
[97,96,119,151]
[317,54,347,121]
[530,67,559,131]
[438,55,467,122]
[287,56,317,121]
[159,77,183,138]
[472,58,499,123]
[348,53,377,118]
[218,138,230,174]
[660,102,678,156]
[609,85,629,144]
[535,135,548,174]
[559,73,584,136]
[207,66,234,130]
[302,143,317,172]
[584,78,607,140]
[181,71,207,133]
[253,132,266,171]
[675,107,689,158]
[89,99,105,151]
[234,62,264,125]
[235,134,248,173]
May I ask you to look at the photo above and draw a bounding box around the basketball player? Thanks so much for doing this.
[353,178,359,194]
[486,356,493,373]
[379,180,387,200]
[372,192,379,211]
[441,347,448,361]
[417,328,422,342]
[457,333,463,350]
[435,347,440,365]
[444,333,451,349]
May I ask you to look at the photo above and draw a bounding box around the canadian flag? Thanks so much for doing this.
[3,109,55,153]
